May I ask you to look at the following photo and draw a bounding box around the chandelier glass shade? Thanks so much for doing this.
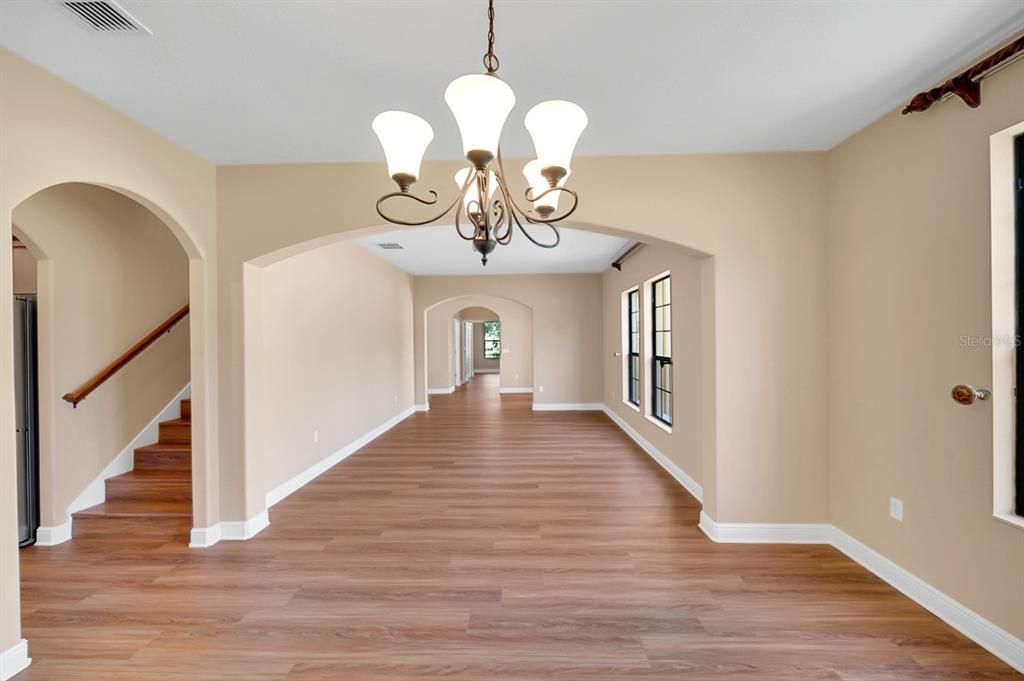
[371,0,587,265]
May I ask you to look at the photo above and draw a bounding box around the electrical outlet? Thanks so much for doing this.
[889,497,903,522]
[538,385,544,393]
[312,430,319,444]
[394,395,398,403]
[514,373,519,380]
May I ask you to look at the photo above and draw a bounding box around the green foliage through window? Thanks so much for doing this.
[483,321,501,360]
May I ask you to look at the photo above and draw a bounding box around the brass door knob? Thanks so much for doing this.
[951,384,990,405]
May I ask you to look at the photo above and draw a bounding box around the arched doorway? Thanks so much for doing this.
[7,183,208,544]
[10,183,196,543]
[453,306,500,389]
[238,221,712,531]
[423,297,534,408]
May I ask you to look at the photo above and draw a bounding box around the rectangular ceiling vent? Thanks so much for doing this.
[377,242,405,250]
[60,1,152,34]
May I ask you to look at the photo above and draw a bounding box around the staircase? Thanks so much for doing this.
[72,398,192,540]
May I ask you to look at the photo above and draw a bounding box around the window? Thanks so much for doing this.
[483,321,501,359]
[1015,133,1023,517]
[627,289,640,406]
[651,275,672,425]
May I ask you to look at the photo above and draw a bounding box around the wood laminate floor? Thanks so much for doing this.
[17,374,1019,679]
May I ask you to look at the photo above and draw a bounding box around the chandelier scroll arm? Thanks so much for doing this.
[495,146,580,227]
[494,170,560,249]
[491,197,512,245]
[376,170,476,228]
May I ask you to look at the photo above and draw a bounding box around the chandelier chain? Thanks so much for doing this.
[483,0,499,73]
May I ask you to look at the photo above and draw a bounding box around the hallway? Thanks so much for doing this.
[16,374,1015,679]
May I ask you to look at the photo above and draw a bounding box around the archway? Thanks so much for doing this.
[454,306,500,389]
[423,297,533,408]
[10,183,197,544]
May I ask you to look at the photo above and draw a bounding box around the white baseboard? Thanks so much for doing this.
[532,402,604,411]
[68,383,191,518]
[831,528,1024,674]
[189,524,221,548]
[601,405,703,502]
[699,511,831,544]
[35,519,72,546]
[427,386,455,395]
[265,405,415,508]
[414,403,429,412]
[193,403,418,550]
[499,386,533,394]
[221,509,270,541]
[0,639,30,681]
[190,509,269,548]
[696,512,1024,674]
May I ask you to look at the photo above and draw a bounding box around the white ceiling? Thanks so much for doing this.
[355,225,631,275]
[1,1,1022,165]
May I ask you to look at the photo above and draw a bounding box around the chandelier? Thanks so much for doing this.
[371,0,587,266]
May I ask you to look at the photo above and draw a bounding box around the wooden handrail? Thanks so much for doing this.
[63,304,189,408]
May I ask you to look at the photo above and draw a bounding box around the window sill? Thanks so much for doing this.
[622,399,640,413]
[645,414,672,434]
[993,512,1024,531]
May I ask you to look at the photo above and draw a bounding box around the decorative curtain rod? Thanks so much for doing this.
[611,242,645,271]
[902,34,1024,115]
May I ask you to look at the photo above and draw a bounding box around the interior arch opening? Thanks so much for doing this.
[11,183,195,548]
[240,221,713,529]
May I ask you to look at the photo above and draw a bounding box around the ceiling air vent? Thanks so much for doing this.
[60,1,151,34]
[377,242,405,250]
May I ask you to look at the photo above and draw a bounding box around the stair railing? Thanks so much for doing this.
[62,304,189,408]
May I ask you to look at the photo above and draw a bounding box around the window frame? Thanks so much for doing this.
[482,320,501,360]
[650,274,673,427]
[1015,132,1023,517]
[624,288,640,408]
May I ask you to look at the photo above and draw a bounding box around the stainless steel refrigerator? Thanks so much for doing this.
[15,294,39,547]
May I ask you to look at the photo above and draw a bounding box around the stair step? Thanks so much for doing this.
[134,443,191,471]
[72,501,192,539]
[180,398,191,419]
[105,469,192,504]
[158,418,191,444]
[75,500,192,517]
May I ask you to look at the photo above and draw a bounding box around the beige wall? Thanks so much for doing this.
[603,243,705,487]
[13,184,190,527]
[826,64,1024,639]
[250,240,413,499]
[426,307,456,391]
[12,247,36,294]
[472,322,500,373]
[424,293,533,398]
[417,275,599,406]
[458,306,497,322]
